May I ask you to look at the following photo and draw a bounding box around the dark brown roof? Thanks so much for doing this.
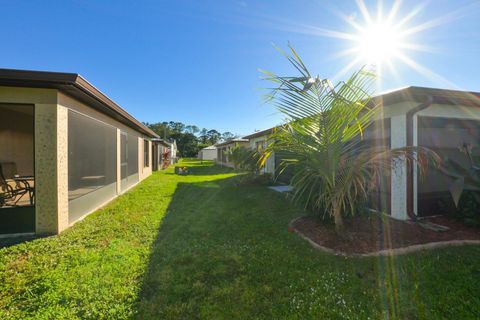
[0,68,159,138]
[242,127,276,139]
[373,86,480,107]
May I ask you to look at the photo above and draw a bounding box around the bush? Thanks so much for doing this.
[457,191,480,227]
[239,172,273,186]
[228,144,260,172]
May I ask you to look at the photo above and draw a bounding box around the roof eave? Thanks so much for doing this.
[0,68,159,138]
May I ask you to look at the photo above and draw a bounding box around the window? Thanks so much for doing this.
[68,111,117,200]
[127,134,139,185]
[120,132,139,191]
[68,110,117,222]
[144,139,149,167]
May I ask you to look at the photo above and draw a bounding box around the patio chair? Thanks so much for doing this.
[0,173,16,207]
[1,162,17,179]
[0,163,28,207]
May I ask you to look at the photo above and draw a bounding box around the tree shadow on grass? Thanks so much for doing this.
[133,168,316,318]
[133,167,480,319]
[133,174,245,318]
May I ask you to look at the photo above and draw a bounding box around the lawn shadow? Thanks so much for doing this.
[133,173,242,318]
[0,234,45,249]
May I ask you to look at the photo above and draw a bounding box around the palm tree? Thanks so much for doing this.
[259,45,440,233]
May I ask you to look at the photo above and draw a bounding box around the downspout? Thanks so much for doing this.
[405,95,433,220]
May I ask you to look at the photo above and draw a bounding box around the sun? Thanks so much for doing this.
[314,0,464,85]
[355,22,403,65]
[267,0,468,86]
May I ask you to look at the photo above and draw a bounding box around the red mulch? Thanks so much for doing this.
[292,214,480,255]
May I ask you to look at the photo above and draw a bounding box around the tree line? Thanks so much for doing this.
[144,121,237,157]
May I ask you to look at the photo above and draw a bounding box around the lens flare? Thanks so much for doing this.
[356,22,402,65]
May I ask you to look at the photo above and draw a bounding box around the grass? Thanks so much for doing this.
[0,159,479,319]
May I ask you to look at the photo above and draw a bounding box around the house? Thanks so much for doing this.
[215,138,249,168]
[151,138,171,171]
[198,145,217,161]
[169,140,178,164]
[366,86,480,221]
[0,68,159,236]
[242,128,276,176]
[241,86,480,222]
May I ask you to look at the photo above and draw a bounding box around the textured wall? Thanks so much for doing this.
[34,104,60,234]
[56,105,69,232]
[390,115,408,220]
[0,87,65,234]
[138,139,152,181]
[1,87,153,234]
[116,129,121,194]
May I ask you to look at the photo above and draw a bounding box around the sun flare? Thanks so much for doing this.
[306,0,469,86]
[355,22,403,65]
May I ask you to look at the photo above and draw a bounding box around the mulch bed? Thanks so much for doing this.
[292,214,480,255]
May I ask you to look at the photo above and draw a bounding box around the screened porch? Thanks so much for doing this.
[0,104,35,235]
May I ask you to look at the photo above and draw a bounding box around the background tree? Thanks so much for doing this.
[185,125,200,135]
[206,129,221,145]
[221,131,236,141]
[146,122,237,158]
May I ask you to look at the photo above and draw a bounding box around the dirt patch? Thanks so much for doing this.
[292,214,480,256]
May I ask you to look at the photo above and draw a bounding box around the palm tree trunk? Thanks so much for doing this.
[333,205,344,234]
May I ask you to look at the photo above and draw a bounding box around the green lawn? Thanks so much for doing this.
[0,159,479,319]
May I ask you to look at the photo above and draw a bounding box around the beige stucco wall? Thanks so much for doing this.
[0,86,69,234]
[116,129,121,194]
[0,86,154,235]
[139,138,152,181]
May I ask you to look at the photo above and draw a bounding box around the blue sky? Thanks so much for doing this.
[1,0,479,136]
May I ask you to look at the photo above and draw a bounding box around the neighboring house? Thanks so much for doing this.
[243,128,276,176]
[0,68,159,236]
[215,138,249,168]
[240,86,480,222]
[198,145,217,161]
[151,138,171,171]
[169,140,178,164]
[365,86,480,221]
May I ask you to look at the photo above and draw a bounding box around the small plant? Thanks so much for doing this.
[162,149,171,169]
[442,143,480,206]
[441,143,480,225]
[228,144,260,172]
[175,166,189,175]
[239,172,273,186]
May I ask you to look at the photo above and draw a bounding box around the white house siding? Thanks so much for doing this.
[248,136,275,175]
[376,100,480,219]
[390,115,408,220]
[199,148,217,161]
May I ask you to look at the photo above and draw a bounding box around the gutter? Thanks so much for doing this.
[405,95,433,220]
